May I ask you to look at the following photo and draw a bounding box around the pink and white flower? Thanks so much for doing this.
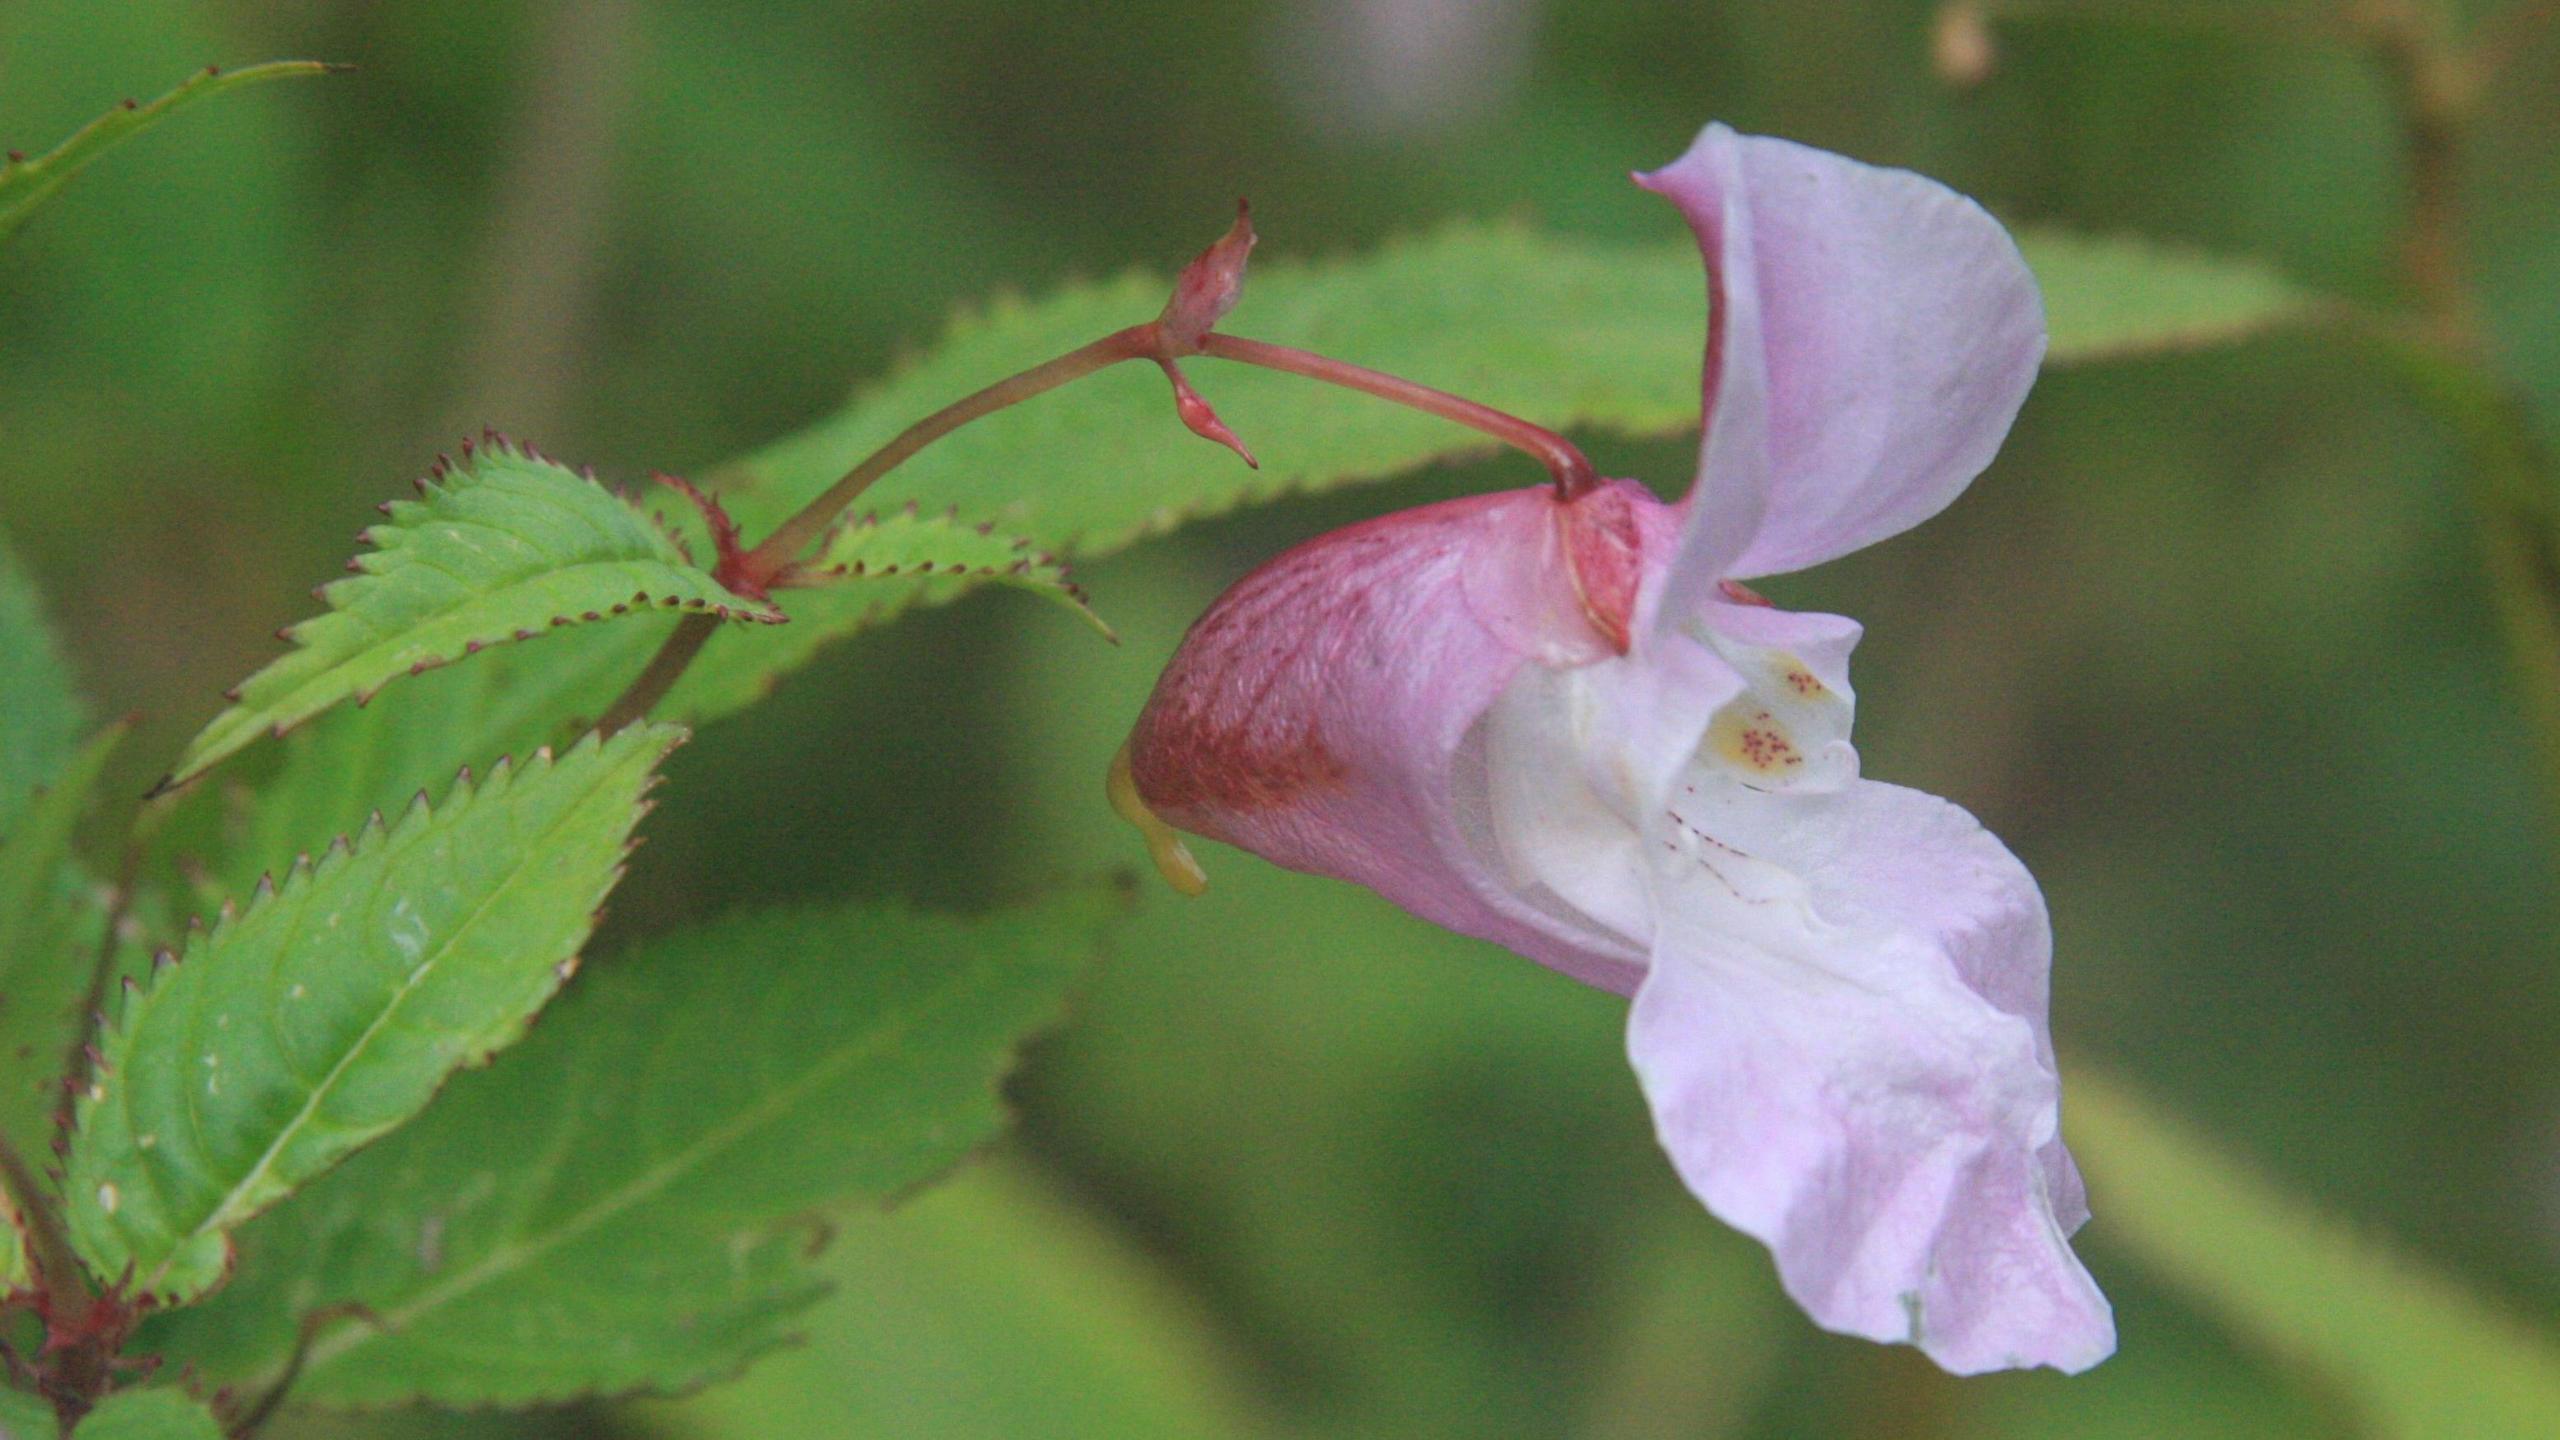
[1120,124,2114,1373]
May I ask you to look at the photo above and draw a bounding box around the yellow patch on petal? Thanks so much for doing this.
[1707,704,1806,778]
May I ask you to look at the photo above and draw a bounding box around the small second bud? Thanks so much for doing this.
[1158,200,1256,354]
[1151,200,1262,469]
[1162,363,1258,469]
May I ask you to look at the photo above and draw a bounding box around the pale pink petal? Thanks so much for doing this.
[1627,778,2110,1373]
[1639,125,2045,583]
[1126,481,1685,995]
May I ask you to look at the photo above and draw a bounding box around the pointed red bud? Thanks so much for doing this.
[1158,200,1255,354]
[1160,361,1258,468]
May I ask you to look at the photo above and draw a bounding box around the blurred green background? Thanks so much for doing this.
[4,0,2556,1436]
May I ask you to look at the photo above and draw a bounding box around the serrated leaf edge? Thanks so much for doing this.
[800,501,1111,638]
[153,437,774,794]
[74,723,685,1298]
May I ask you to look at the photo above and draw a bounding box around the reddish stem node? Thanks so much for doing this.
[655,472,769,601]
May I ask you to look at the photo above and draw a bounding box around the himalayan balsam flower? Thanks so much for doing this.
[1118,124,2115,1373]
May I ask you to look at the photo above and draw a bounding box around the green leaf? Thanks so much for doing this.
[2018,230,2318,365]
[0,534,90,831]
[65,723,684,1305]
[0,61,336,245]
[155,440,774,795]
[207,641,647,903]
[73,1389,221,1440]
[794,505,1110,639]
[139,886,1123,1407]
[646,1160,1273,1440]
[0,723,126,1183]
[2066,1067,2560,1437]
[0,1384,54,1440]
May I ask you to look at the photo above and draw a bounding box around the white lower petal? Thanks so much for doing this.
[1480,619,2109,1373]
[1628,778,2112,1374]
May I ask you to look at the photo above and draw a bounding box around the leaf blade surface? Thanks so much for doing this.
[67,724,684,1302]
[158,443,771,792]
[138,887,1121,1406]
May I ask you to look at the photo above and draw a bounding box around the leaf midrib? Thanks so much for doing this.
[248,551,719,711]
[133,751,630,1292]
[286,948,1031,1384]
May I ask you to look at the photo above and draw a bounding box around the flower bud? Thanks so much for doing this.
[1158,201,1255,354]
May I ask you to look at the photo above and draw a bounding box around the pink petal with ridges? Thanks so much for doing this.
[1639,125,2044,588]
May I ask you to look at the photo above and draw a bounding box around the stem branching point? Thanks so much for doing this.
[596,202,1599,729]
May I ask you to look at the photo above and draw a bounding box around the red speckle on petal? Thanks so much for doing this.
[1131,707,1344,814]
[1127,528,1377,813]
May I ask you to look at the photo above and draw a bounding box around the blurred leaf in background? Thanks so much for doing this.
[644,1159,1278,1440]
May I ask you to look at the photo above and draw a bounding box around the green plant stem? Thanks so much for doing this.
[0,1132,91,1321]
[2472,480,2560,829]
[225,1303,375,1440]
[55,808,161,1145]
[0,62,346,245]
[594,611,720,737]
[2359,0,2560,849]
[2372,333,2560,831]
[739,327,1159,583]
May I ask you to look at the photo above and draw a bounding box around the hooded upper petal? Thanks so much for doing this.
[1125,480,1692,995]
[1640,125,2045,589]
